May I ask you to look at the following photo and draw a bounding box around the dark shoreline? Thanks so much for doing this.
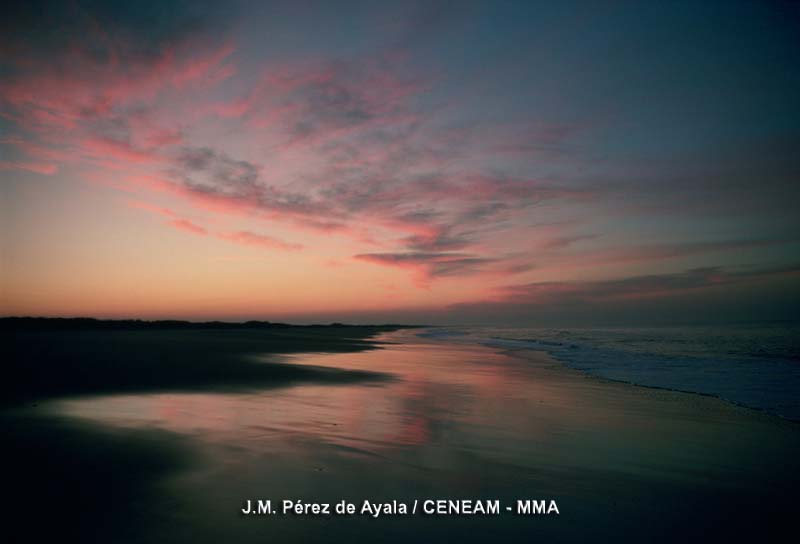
[2,319,415,408]
[3,321,415,543]
[0,316,421,331]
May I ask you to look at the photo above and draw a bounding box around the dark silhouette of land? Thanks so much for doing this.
[3,317,414,543]
[1,316,415,331]
[2,317,416,406]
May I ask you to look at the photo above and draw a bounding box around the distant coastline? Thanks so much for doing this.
[0,317,421,331]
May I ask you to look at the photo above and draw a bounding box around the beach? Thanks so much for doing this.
[5,3,799,542]
[4,326,799,543]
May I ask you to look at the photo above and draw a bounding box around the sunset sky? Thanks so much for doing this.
[2,0,799,324]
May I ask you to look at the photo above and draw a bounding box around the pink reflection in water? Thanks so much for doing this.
[46,330,584,466]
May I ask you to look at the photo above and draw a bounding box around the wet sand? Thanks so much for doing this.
[6,329,799,543]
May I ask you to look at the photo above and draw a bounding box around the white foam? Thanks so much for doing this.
[418,325,800,420]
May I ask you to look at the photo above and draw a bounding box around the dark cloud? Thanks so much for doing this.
[539,234,598,250]
[1,0,228,65]
[288,71,375,139]
[176,147,259,192]
[499,266,782,303]
[457,202,510,223]
[354,252,496,279]
[0,0,236,171]
[167,146,330,218]
[448,264,800,325]
[402,231,473,252]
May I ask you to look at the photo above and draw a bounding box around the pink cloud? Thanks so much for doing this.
[16,141,70,162]
[217,231,303,251]
[0,160,58,175]
[169,218,208,235]
[127,200,178,217]
[81,137,164,165]
[131,197,303,251]
[0,18,601,288]
[171,43,236,88]
[142,128,184,148]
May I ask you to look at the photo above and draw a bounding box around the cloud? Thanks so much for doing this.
[402,230,473,252]
[167,146,331,220]
[168,218,208,235]
[0,160,58,175]
[0,137,73,164]
[130,200,300,251]
[477,264,800,305]
[7,1,793,298]
[213,56,423,145]
[355,252,495,284]
[217,231,302,251]
[0,0,233,157]
[81,137,164,165]
[539,234,598,250]
[175,147,260,193]
[444,263,800,325]
[1,7,592,284]
[522,237,800,273]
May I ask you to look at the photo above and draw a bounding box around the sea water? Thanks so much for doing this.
[419,324,800,420]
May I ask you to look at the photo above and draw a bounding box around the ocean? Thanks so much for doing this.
[419,324,800,420]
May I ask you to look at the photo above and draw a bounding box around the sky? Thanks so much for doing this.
[1,0,799,325]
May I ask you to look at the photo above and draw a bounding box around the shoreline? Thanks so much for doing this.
[413,329,800,428]
[419,326,800,423]
[1,324,407,408]
[6,326,800,543]
[494,343,800,425]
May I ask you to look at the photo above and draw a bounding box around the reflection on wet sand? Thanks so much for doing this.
[23,331,800,542]
[48,332,579,464]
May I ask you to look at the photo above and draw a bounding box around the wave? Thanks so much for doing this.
[418,325,800,421]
